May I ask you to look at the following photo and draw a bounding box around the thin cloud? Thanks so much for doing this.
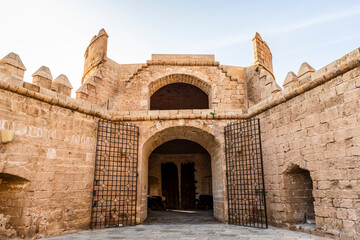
[279,34,360,56]
[266,5,360,35]
[199,5,360,51]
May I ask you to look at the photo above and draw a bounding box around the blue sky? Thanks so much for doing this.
[0,0,359,95]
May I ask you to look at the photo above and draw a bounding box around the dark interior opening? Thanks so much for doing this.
[161,162,179,209]
[181,162,196,209]
[150,83,209,110]
[148,140,213,211]
[284,165,315,225]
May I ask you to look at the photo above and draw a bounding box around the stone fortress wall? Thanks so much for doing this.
[0,28,359,239]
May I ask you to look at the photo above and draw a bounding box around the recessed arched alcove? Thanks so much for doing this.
[148,74,211,110]
[283,165,315,225]
[150,83,209,110]
[0,173,30,238]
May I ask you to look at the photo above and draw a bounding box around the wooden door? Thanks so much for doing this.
[181,162,196,209]
[161,163,179,209]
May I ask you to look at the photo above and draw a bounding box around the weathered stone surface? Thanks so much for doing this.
[298,62,315,77]
[0,28,359,240]
[252,32,273,73]
[257,64,360,239]
[0,52,26,71]
[53,74,72,96]
[0,52,26,80]
[32,66,53,89]
[53,74,72,89]
[0,88,97,238]
[283,71,298,88]
[32,66,52,80]
[44,211,331,240]
[298,62,316,83]
[83,28,108,76]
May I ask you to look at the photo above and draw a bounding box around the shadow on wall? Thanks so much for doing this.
[0,173,30,239]
[283,164,315,225]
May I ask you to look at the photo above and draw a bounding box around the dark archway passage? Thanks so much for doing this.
[147,140,213,213]
[140,125,225,223]
[150,83,209,110]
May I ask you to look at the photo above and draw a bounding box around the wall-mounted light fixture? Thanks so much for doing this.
[1,130,14,144]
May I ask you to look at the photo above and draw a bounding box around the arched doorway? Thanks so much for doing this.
[147,140,213,212]
[139,126,226,223]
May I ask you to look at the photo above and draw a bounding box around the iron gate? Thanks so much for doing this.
[90,119,139,229]
[224,118,268,228]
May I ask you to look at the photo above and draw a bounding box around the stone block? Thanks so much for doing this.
[282,71,298,89]
[297,62,315,82]
[32,66,53,89]
[0,52,26,80]
[53,74,72,97]
[23,82,40,92]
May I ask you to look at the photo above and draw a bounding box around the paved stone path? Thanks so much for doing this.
[46,210,329,239]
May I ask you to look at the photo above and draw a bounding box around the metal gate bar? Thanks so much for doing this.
[224,118,267,228]
[91,119,139,229]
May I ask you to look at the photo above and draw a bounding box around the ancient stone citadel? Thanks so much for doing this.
[0,28,359,239]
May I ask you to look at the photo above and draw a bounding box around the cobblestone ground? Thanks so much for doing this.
[46,210,329,240]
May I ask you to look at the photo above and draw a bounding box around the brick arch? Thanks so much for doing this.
[137,125,226,223]
[143,126,219,159]
[148,74,212,97]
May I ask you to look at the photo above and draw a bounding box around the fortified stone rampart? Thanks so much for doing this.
[255,49,360,239]
[0,87,97,238]
[0,29,359,239]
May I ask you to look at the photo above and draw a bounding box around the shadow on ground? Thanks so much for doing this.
[144,210,219,225]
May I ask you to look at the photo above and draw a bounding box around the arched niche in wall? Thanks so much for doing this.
[283,164,315,225]
[0,173,30,238]
[148,74,211,110]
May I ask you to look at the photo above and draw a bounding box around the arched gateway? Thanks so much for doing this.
[88,51,268,228]
[90,118,267,229]
[139,125,225,222]
[4,29,357,239]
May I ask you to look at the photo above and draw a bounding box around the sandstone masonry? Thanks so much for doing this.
[0,29,359,239]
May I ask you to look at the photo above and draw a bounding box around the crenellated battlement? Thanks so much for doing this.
[0,53,73,99]
[0,28,360,240]
[1,29,358,117]
[83,28,109,83]
[0,46,358,121]
[0,52,26,80]
[252,32,273,74]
